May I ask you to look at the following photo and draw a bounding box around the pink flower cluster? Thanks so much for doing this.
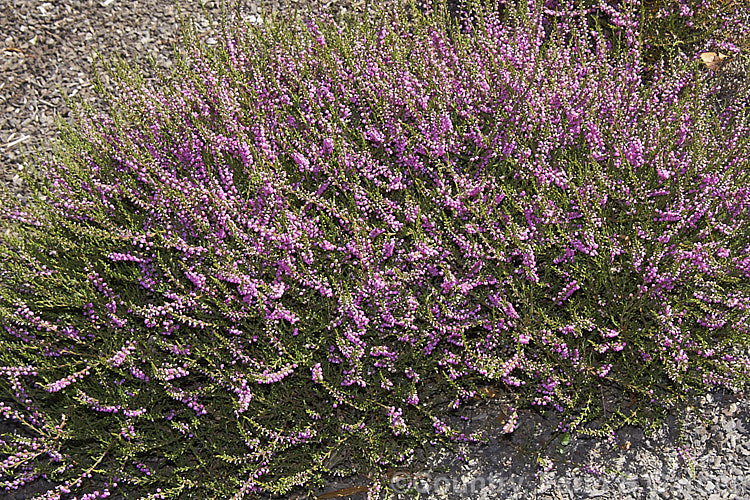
[0,0,748,497]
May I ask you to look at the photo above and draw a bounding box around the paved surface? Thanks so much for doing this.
[1,1,749,499]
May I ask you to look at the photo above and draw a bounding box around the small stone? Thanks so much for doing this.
[620,480,638,494]
[722,403,738,417]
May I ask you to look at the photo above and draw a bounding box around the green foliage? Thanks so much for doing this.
[0,0,748,498]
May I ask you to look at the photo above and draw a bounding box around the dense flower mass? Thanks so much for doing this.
[0,0,749,498]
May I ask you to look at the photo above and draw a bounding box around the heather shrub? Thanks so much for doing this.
[621,0,749,73]
[1,0,749,498]
[447,0,748,80]
[565,0,747,58]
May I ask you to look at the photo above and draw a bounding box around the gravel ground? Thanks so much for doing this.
[1,1,750,499]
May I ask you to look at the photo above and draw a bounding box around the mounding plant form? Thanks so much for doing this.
[1,0,749,497]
